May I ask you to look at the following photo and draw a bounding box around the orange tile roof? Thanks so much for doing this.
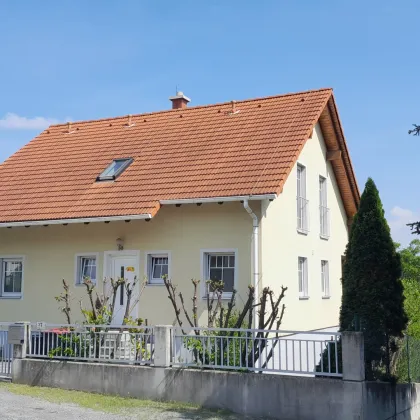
[0,88,359,224]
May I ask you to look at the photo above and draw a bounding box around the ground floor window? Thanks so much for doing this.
[202,249,237,298]
[146,252,171,285]
[0,257,23,298]
[75,254,98,285]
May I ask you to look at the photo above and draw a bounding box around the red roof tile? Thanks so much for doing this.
[0,88,358,223]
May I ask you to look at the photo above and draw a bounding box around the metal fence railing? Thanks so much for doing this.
[171,327,342,377]
[28,324,154,365]
[320,205,330,238]
[297,196,310,233]
[0,323,13,377]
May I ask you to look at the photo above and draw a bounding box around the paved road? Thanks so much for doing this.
[0,388,252,419]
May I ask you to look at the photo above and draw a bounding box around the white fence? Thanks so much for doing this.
[171,326,342,377]
[28,323,154,365]
[0,323,13,377]
[7,322,342,378]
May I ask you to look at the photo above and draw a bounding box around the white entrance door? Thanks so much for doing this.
[109,255,139,325]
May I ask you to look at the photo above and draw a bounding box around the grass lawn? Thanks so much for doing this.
[0,382,244,419]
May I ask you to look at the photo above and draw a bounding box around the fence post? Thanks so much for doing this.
[9,322,31,359]
[154,325,171,367]
[342,331,365,381]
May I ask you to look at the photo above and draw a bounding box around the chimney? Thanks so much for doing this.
[169,91,191,109]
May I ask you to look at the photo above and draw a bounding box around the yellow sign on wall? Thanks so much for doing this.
[126,266,135,272]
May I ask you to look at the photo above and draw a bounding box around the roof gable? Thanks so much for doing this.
[0,88,359,224]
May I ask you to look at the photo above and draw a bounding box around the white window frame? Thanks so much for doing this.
[319,176,330,239]
[298,256,309,299]
[321,260,330,298]
[75,253,99,286]
[200,248,238,300]
[297,163,309,234]
[144,251,171,286]
[0,255,25,299]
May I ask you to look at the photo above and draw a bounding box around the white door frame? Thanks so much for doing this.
[103,250,141,320]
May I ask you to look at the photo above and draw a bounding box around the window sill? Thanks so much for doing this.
[203,293,233,301]
[320,234,330,240]
[0,295,22,299]
[297,228,309,236]
[75,282,97,287]
[146,283,165,287]
[322,295,331,299]
[299,296,310,300]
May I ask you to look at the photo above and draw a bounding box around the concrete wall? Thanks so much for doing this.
[13,358,364,420]
[364,382,420,420]
[261,123,349,330]
[14,358,420,420]
[0,202,256,325]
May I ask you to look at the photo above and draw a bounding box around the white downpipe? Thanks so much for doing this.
[243,199,259,328]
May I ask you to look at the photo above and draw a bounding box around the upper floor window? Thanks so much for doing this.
[97,158,133,181]
[319,176,330,239]
[297,164,309,233]
[1,257,23,298]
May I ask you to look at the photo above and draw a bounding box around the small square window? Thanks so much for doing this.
[76,255,97,285]
[202,250,236,298]
[1,258,23,297]
[146,252,170,285]
[97,158,133,181]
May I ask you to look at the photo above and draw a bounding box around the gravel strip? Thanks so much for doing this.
[0,387,255,419]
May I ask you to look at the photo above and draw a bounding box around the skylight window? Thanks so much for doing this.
[97,158,133,181]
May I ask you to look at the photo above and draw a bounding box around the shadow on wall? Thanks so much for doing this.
[364,382,419,420]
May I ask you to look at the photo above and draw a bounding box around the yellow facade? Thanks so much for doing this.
[261,123,348,330]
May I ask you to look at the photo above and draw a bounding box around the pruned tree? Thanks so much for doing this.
[55,275,146,326]
[163,276,287,369]
[55,279,72,324]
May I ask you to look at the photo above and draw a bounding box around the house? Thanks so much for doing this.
[0,89,359,331]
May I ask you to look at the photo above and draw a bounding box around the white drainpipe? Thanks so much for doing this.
[243,199,259,328]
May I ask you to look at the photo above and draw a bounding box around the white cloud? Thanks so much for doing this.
[388,206,420,247]
[0,113,65,130]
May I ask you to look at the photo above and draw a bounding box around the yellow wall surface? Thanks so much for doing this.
[260,123,349,331]
[0,202,256,325]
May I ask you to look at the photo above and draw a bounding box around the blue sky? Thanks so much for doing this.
[0,1,418,245]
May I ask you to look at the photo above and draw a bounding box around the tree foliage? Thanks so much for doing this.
[407,127,420,232]
[398,240,420,339]
[339,177,408,380]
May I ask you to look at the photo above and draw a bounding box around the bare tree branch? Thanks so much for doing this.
[163,276,187,335]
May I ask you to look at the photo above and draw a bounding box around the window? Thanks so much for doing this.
[146,252,170,285]
[97,158,133,181]
[298,257,308,298]
[297,164,309,233]
[75,254,98,285]
[202,250,236,298]
[319,176,330,238]
[321,260,330,298]
[0,258,23,297]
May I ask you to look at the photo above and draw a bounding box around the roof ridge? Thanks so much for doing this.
[49,87,333,128]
